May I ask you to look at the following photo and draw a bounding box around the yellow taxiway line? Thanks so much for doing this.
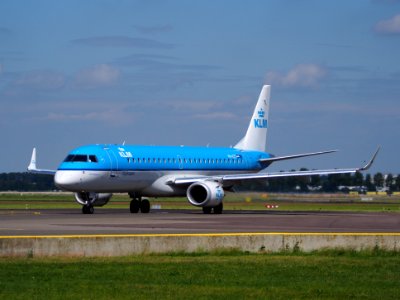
[1,232,400,239]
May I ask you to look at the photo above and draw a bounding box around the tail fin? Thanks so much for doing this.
[27,147,37,171]
[234,85,270,152]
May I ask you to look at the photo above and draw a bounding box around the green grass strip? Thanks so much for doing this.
[1,251,400,299]
[1,193,399,212]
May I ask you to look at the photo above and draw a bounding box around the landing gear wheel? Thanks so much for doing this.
[130,199,140,213]
[82,205,94,214]
[213,203,223,214]
[202,207,212,214]
[140,199,150,213]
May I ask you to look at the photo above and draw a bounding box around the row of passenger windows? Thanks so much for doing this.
[126,157,243,164]
[63,154,243,165]
[64,154,98,163]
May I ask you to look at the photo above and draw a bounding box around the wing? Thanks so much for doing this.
[171,147,380,186]
[27,148,57,175]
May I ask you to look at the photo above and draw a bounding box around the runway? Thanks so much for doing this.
[1,208,400,236]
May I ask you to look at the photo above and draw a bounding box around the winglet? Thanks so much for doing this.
[359,146,380,171]
[27,147,37,171]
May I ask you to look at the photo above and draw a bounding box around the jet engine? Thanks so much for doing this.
[74,192,113,207]
[187,181,224,207]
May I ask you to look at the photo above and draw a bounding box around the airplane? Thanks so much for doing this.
[27,85,379,214]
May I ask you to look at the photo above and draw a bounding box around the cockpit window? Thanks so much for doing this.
[64,154,98,163]
[88,155,98,163]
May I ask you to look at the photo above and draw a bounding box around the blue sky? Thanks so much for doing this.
[0,0,399,174]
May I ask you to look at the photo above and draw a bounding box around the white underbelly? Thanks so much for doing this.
[56,169,254,196]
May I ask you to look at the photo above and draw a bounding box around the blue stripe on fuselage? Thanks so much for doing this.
[57,144,273,172]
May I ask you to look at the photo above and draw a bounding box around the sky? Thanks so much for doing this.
[0,0,399,174]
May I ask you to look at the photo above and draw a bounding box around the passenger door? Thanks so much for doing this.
[104,147,119,177]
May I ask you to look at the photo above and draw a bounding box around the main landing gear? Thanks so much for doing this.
[202,203,223,214]
[82,205,94,214]
[129,193,150,214]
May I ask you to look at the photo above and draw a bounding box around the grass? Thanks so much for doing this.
[1,250,400,299]
[1,192,399,212]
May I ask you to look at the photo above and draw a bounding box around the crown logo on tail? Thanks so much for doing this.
[258,108,265,118]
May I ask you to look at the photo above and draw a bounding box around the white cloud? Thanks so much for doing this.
[265,64,327,88]
[71,36,174,49]
[45,108,133,126]
[193,112,236,120]
[47,111,111,121]
[75,64,120,88]
[374,14,400,34]
[14,70,65,90]
[134,24,173,35]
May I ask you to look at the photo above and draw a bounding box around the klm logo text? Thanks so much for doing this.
[216,188,224,200]
[253,108,268,128]
[253,118,268,128]
[119,151,133,158]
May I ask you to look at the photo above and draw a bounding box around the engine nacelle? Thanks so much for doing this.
[187,181,224,208]
[74,192,113,207]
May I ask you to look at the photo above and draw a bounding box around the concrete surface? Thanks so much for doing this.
[1,209,400,257]
[1,232,400,257]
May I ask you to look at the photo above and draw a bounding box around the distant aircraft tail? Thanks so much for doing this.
[27,147,56,175]
[234,85,270,152]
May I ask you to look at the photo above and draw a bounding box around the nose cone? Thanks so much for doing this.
[54,170,82,191]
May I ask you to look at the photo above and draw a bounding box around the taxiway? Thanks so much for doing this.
[1,209,399,236]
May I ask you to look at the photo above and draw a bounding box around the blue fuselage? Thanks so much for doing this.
[54,144,273,195]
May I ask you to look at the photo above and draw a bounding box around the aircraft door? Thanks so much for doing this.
[104,147,119,177]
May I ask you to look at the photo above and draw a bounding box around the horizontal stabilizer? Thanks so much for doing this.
[259,150,338,164]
